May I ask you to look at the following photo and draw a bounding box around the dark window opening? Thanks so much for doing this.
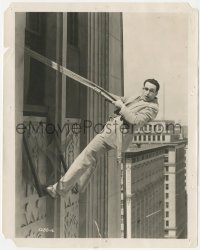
[24,13,46,108]
[67,13,79,47]
[25,59,45,106]
[143,125,147,131]
[26,13,41,33]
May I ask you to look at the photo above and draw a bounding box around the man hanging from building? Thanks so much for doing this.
[46,78,160,198]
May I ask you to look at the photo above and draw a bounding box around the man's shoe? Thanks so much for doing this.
[46,185,58,199]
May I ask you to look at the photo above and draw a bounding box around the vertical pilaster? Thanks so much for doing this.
[59,12,67,238]
[126,161,132,238]
[86,12,110,238]
[53,12,63,238]
[14,12,26,238]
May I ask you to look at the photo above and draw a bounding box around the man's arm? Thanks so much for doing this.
[113,99,158,126]
[109,93,128,103]
[119,105,158,126]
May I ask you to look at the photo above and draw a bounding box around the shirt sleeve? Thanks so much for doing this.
[120,96,129,103]
[119,105,158,127]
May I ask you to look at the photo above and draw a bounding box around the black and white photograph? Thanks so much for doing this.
[2,2,198,248]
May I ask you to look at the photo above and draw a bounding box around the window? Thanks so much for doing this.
[165,166,169,172]
[153,135,155,141]
[166,184,169,190]
[142,125,147,132]
[158,124,162,131]
[67,13,79,46]
[139,135,141,141]
[134,136,137,141]
[166,211,169,217]
[165,175,169,181]
[26,13,41,34]
[162,135,165,141]
[166,202,169,208]
[164,157,168,163]
[157,135,160,141]
[143,135,146,141]
[165,148,169,154]
[24,13,46,107]
[148,135,151,141]
[166,193,169,199]
[154,124,163,133]
[166,221,169,227]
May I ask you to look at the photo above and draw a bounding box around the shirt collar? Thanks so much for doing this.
[139,95,158,103]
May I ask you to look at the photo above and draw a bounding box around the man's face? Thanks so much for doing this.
[142,82,158,102]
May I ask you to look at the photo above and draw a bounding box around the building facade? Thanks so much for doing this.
[122,146,166,238]
[128,120,187,238]
[163,142,187,238]
[132,120,182,144]
[15,12,124,238]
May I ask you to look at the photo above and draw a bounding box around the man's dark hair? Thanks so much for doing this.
[144,79,160,92]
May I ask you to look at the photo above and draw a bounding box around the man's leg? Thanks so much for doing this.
[47,134,112,197]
